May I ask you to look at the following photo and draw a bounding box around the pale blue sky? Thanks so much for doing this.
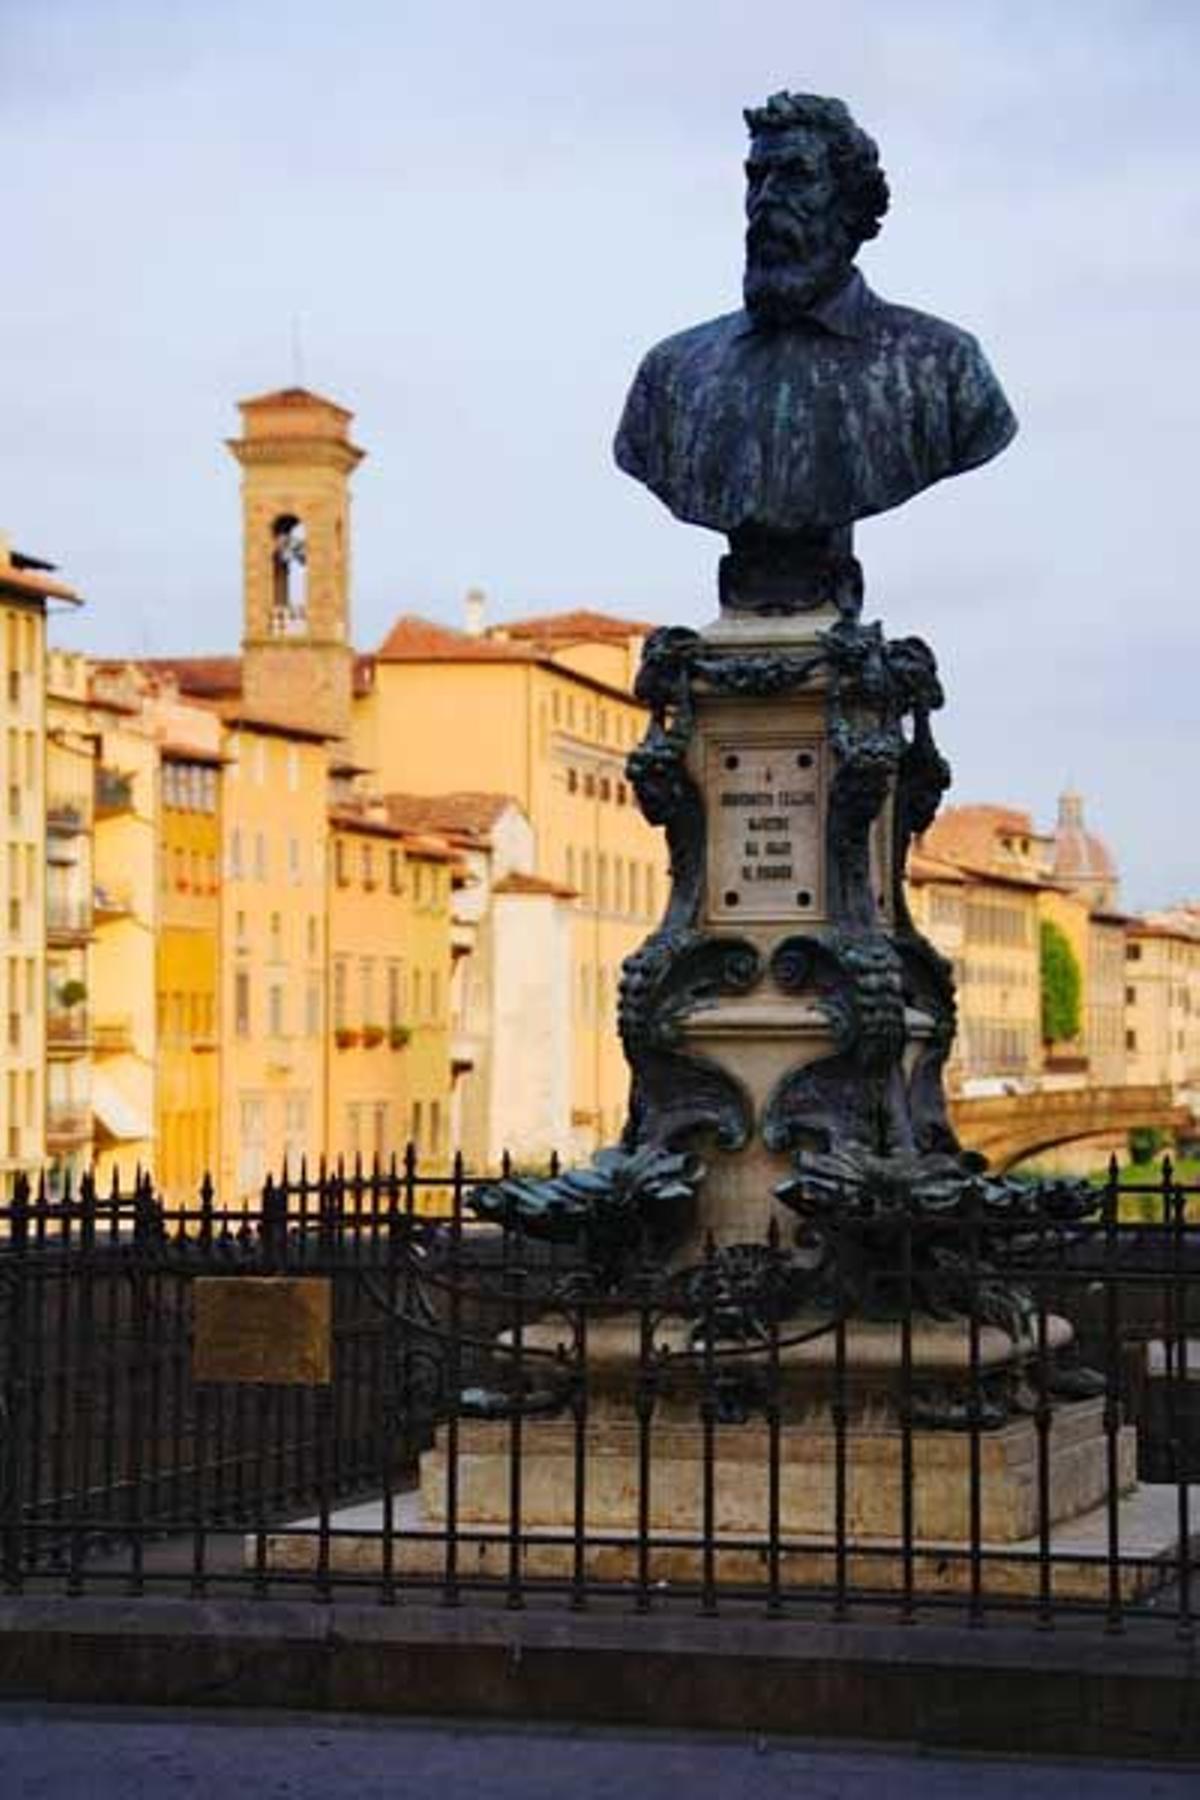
[4,0,1197,906]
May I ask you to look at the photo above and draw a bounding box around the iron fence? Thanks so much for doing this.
[0,1155,1196,1636]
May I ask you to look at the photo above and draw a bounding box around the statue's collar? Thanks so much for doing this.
[738,267,871,341]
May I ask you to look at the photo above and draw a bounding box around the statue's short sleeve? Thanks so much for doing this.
[950,335,1019,474]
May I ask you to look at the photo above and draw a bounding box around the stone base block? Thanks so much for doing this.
[420,1398,1134,1546]
[260,1480,1183,1606]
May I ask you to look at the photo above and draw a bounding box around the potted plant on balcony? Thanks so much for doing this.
[362,1022,385,1048]
[334,1025,360,1049]
[58,979,87,1009]
[388,1024,412,1049]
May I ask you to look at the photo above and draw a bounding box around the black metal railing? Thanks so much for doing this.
[0,1156,1196,1637]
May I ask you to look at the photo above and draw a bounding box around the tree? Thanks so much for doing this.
[1040,920,1082,1045]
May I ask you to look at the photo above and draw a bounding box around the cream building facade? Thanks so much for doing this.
[1124,911,1200,1109]
[382,792,575,1171]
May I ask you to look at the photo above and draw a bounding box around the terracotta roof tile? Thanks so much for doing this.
[919,804,1049,885]
[494,608,657,644]
[376,615,531,663]
[383,791,521,839]
[491,870,577,899]
[238,385,352,416]
[906,850,967,884]
[0,562,81,605]
[129,655,244,698]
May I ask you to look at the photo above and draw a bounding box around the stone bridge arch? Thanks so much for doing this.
[950,1084,1191,1172]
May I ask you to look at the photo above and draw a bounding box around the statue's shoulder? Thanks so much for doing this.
[866,289,988,366]
[635,309,747,378]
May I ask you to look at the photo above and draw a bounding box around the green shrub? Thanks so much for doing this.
[1040,920,1081,1044]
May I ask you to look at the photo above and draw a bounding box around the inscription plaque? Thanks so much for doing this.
[707,738,823,922]
[193,1277,332,1385]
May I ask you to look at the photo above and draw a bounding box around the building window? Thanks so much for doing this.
[566,845,576,889]
[268,984,284,1038]
[597,854,609,912]
[387,962,403,1029]
[333,959,348,1030]
[411,1100,423,1150]
[238,1097,265,1194]
[567,768,578,795]
[269,912,282,960]
[286,746,299,792]
[430,970,440,1018]
[306,980,321,1038]
[581,850,593,903]
[234,971,250,1038]
[362,844,375,889]
[254,831,267,880]
[430,1100,442,1156]
[288,836,301,884]
[1126,1029,1137,1052]
[373,1103,388,1161]
[413,969,423,1019]
[307,914,318,958]
[229,828,243,879]
[389,847,402,893]
[360,957,375,1023]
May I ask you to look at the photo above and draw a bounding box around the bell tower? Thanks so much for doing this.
[228,387,365,740]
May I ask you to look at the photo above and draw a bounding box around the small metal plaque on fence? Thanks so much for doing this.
[193,1277,332,1385]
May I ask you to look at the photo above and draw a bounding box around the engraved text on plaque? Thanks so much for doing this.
[707,738,823,922]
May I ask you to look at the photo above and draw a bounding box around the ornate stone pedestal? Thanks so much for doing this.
[443,597,1166,1604]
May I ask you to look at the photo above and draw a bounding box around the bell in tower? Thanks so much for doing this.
[228,387,365,741]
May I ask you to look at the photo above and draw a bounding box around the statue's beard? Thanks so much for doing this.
[743,209,854,324]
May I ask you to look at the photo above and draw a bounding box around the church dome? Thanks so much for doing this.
[1051,791,1117,902]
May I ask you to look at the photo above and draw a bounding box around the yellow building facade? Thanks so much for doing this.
[218,717,330,1198]
[45,649,94,1194]
[156,734,222,1202]
[352,607,667,1156]
[87,668,160,1186]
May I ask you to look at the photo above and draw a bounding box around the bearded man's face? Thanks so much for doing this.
[742,126,856,324]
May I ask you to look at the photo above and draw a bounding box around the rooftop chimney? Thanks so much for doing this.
[464,587,486,637]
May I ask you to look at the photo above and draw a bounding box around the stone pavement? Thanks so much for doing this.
[0,1707,1195,1799]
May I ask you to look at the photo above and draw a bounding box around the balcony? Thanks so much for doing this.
[46,796,90,836]
[46,898,93,945]
[92,1015,133,1054]
[93,883,132,923]
[47,1009,91,1052]
[46,1103,92,1148]
[95,767,134,818]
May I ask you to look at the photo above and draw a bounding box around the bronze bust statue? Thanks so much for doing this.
[614,91,1018,614]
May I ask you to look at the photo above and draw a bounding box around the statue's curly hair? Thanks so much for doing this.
[743,91,890,247]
